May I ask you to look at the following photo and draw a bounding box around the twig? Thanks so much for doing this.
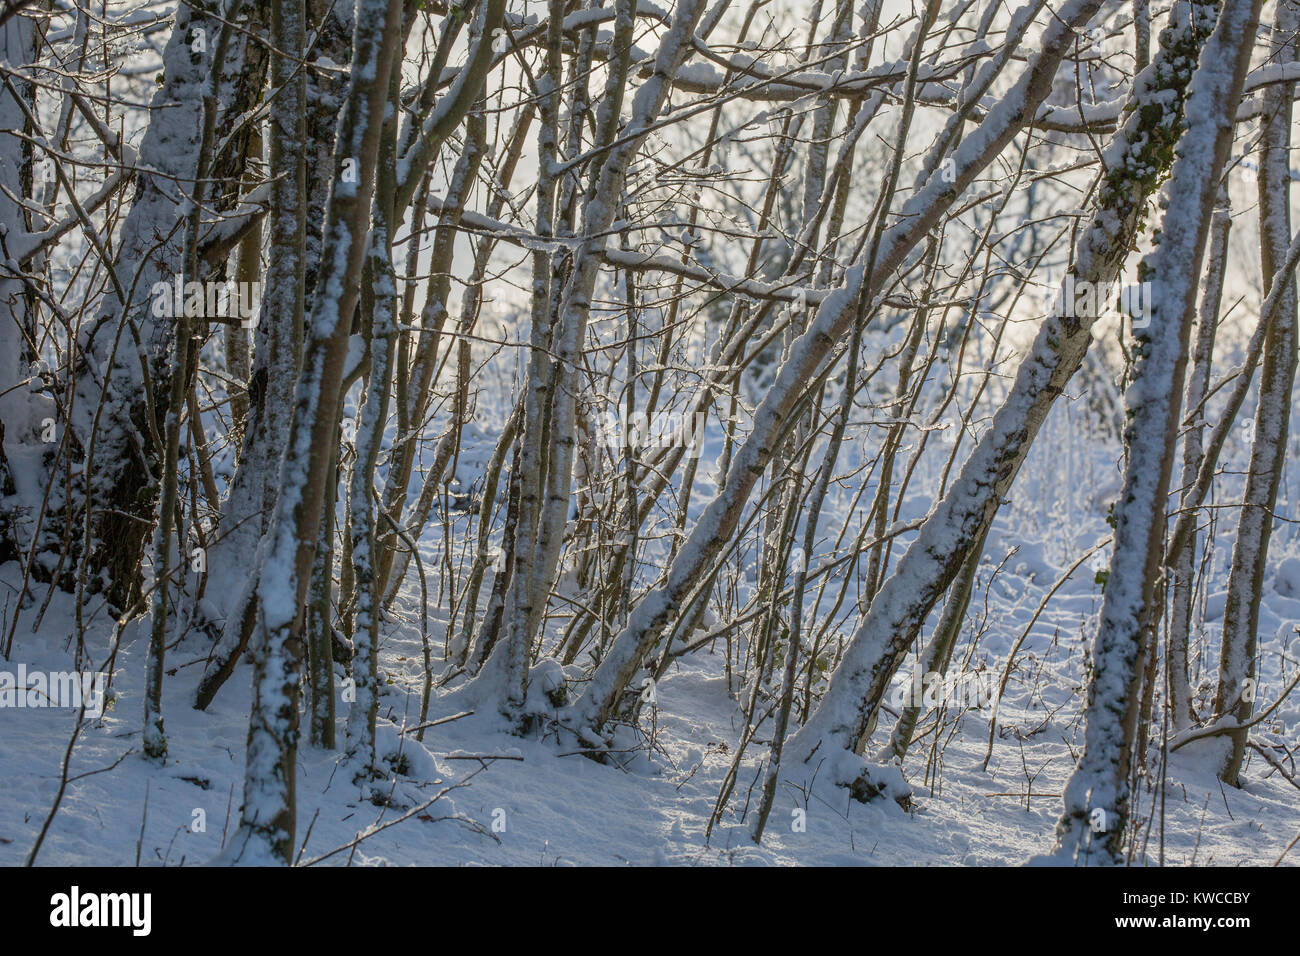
[300,766,489,866]
[399,711,474,736]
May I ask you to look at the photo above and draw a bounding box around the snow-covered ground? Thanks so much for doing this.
[3,516,1297,866]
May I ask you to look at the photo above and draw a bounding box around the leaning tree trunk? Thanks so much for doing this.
[563,0,1104,753]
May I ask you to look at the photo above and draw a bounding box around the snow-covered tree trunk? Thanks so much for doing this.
[344,42,402,782]
[1212,0,1299,787]
[0,9,37,565]
[219,0,404,865]
[884,528,986,763]
[252,0,305,723]
[192,1,312,712]
[1168,188,1230,734]
[202,3,348,628]
[57,1,243,612]
[1053,0,1260,862]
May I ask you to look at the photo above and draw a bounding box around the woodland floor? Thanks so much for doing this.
[3,526,1298,866]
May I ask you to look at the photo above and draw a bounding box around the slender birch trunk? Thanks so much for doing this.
[1053,0,1259,861]
[0,9,37,565]
[1168,190,1230,734]
[1213,0,1299,786]
[344,39,402,782]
